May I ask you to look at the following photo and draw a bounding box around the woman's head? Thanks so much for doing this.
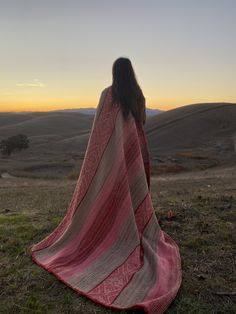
[111,57,146,125]
[112,57,136,86]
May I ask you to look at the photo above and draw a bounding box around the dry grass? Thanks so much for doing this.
[175,151,211,160]
[151,164,188,175]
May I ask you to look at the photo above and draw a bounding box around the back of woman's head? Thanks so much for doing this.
[111,57,146,125]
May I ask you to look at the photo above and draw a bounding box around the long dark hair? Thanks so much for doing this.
[111,57,146,125]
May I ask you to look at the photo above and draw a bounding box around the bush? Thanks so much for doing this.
[0,134,29,156]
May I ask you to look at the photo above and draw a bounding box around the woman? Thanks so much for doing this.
[31,57,182,314]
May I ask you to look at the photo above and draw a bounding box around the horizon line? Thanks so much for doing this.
[0,101,235,114]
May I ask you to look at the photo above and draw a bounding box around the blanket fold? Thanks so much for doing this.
[31,86,182,314]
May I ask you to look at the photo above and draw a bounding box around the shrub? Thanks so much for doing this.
[0,134,29,156]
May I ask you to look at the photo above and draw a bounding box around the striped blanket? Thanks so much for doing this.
[31,86,182,313]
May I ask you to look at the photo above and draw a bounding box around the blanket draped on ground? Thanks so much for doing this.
[31,86,182,314]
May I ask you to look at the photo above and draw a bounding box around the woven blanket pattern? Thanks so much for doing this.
[31,86,182,314]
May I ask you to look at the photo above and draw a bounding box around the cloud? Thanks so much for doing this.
[16,79,45,87]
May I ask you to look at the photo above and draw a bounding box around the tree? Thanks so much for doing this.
[0,134,29,156]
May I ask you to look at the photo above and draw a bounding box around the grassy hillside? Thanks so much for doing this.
[0,103,236,178]
[0,112,93,138]
[144,102,236,154]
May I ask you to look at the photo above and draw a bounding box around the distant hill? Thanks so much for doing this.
[146,108,163,116]
[55,108,96,115]
[54,107,163,116]
[0,107,163,117]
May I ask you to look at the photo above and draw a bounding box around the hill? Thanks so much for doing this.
[53,107,163,116]
[144,102,236,168]
[0,102,235,177]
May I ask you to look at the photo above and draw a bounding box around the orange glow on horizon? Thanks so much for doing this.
[0,101,183,112]
[1,100,235,112]
[1,93,235,113]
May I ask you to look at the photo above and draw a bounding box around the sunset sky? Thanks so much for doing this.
[0,0,235,112]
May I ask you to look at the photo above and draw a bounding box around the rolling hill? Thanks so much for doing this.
[0,102,235,177]
[144,102,236,154]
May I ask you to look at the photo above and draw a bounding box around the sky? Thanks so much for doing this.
[0,0,236,112]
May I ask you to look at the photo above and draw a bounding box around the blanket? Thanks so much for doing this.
[31,86,182,314]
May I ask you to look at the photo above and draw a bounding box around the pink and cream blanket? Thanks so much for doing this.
[31,86,182,314]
